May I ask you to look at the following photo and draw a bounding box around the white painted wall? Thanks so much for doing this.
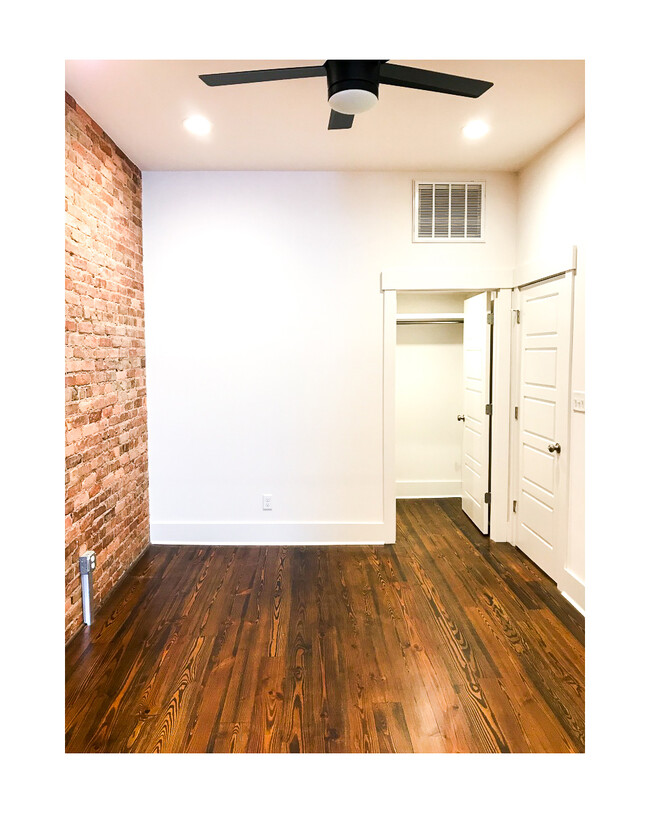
[516,119,585,609]
[395,293,466,498]
[143,171,517,543]
[516,119,585,286]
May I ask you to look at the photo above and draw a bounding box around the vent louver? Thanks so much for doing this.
[414,181,484,241]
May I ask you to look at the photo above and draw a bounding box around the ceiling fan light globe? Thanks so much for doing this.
[328,88,378,115]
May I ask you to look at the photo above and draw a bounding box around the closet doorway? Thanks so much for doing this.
[394,291,494,535]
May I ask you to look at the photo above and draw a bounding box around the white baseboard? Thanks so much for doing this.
[557,568,585,615]
[151,521,387,546]
[396,480,461,498]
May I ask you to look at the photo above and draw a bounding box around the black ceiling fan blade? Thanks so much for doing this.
[200,64,327,87]
[328,109,355,130]
[379,63,493,98]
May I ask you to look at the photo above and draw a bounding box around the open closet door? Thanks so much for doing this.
[460,292,492,533]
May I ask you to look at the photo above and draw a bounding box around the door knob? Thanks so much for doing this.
[548,442,561,453]
[457,414,465,422]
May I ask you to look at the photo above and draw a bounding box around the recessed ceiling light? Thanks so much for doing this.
[183,115,212,136]
[462,120,490,140]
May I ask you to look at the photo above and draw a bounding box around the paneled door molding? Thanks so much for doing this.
[510,272,574,583]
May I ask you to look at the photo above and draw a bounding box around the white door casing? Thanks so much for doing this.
[461,292,492,533]
[514,273,573,582]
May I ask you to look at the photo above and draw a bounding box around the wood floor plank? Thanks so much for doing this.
[326,550,381,753]
[373,702,415,753]
[208,722,250,753]
[246,655,286,753]
[281,547,316,753]
[65,498,585,753]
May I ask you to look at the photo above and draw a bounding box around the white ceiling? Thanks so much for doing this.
[65,60,584,172]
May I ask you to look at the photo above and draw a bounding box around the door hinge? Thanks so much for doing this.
[487,312,494,325]
[514,405,519,420]
[512,499,517,513]
[512,309,521,324]
[485,403,493,416]
[484,492,491,505]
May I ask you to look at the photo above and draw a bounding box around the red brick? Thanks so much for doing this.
[65,94,149,644]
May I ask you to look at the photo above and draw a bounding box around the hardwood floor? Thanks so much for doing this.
[65,498,585,753]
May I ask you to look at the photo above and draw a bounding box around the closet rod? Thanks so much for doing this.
[396,312,464,324]
[397,319,463,325]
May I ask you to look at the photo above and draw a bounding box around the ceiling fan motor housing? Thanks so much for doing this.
[325,60,380,112]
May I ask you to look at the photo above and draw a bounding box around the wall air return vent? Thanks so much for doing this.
[413,181,485,242]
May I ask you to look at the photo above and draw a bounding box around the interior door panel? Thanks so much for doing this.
[461,292,491,533]
[514,275,572,582]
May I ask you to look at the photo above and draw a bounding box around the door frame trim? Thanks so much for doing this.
[381,280,512,543]
[382,289,397,543]
[490,288,513,542]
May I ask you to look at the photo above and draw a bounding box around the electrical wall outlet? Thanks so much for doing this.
[262,494,272,511]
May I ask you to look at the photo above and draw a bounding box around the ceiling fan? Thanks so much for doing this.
[199,60,493,130]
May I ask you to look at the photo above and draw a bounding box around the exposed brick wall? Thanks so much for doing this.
[65,93,149,642]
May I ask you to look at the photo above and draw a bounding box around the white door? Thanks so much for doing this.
[514,274,573,582]
[460,292,492,533]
